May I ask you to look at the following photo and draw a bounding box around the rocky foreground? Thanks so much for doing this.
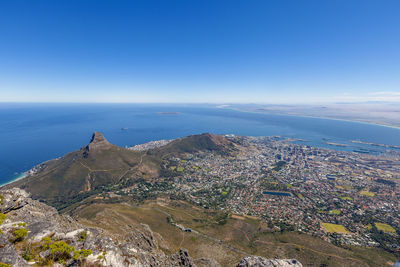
[0,188,301,267]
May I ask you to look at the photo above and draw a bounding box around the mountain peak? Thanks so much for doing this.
[86,132,112,151]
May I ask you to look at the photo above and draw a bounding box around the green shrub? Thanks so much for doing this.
[22,251,34,261]
[0,213,6,225]
[41,236,52,249]
[77,231,88,242]
[49,241,74,262]
[12,228,28,243]
[0,263,11,267]
[73,250,80,260]
[73,249,92,260]
[80,249,92,258]
[21,242,36,262]
[97,251,106,262]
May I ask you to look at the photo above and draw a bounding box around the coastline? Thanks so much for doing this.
[1,105,400,187]
[0,172,27,188]
[221,106,400,131]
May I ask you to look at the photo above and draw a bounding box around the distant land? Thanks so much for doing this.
[222,102,400,128]
[157,111,180,115]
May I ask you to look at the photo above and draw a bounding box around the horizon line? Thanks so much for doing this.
[0,101,399,105]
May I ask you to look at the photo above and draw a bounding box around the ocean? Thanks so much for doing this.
[1,103,400,185]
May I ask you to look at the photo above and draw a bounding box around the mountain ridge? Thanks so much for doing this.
[2,132,235,210]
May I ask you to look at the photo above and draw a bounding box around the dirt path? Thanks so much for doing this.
[179,231,185,248]
[79,161,123,172]
[158,204,197,219]
[153,207,249,256]
[116,152,146,181]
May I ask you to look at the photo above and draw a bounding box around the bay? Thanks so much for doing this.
[1,103,399,185]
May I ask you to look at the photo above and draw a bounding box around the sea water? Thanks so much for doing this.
[1,103,400,184]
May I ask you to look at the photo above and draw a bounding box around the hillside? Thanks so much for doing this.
[73,198,394,267]
[0,188,302,267]
[150,133,237,157]
[2,132,235,210]
[3,132,160,208]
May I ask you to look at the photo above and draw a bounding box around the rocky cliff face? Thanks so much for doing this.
[86,132,113,153]
[0,188,200,266]
[0,188,302,267]
[237,257,302,267]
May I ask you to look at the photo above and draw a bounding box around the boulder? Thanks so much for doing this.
[237,256,302,267]
[0,234,28,266]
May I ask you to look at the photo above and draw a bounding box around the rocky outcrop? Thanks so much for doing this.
[237,257,302,267]
[0,233,27,266]
[171,249,196,267]
[0,188,78,234]
[0,188,80,266]
[0,188,30,213]
[86,131,113,152]
[0,188,202,267]
[0,188,302,267]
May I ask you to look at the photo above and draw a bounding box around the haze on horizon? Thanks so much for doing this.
[0,0,399,104]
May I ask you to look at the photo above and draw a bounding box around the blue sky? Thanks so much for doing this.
[0,0,399,103]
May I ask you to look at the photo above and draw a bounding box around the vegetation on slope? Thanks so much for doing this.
[150,133,236,157]
[2,132,234,210]
[74,199,396,267]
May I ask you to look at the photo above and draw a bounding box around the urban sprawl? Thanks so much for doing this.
[126,136,400,253]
